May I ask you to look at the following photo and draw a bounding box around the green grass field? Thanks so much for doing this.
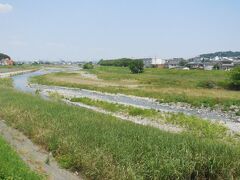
[1,78,240,179]
[31,66,240,111]
[0,136,41,179]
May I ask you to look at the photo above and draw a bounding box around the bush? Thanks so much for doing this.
[229,66,240,90]
[83,62,94,69]
[197,80,217,89]
[129,60,144,74]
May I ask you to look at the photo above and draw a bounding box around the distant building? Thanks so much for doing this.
[186,62,204,69]
[203,62,214,70]
[165,58,184,69]
[218,59,234,70]
[142,58,165,68]
[0,58,14,66]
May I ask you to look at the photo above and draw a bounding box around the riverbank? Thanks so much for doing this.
[0,69,37,78]
[31,66,240,112]
[30,83,240,133]
[1,84,240,179]
[0,133,41,179]
[1,76,240,179]
[0,119,81,180]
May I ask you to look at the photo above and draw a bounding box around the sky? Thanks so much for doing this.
[0,0,240,61]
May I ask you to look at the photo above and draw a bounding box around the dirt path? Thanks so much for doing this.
[0,120,82,180]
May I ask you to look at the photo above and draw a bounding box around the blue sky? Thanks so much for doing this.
[0,0,240,61]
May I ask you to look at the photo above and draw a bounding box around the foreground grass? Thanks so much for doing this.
[0,136,41,179]
[71,97,229,140]
[1,79,240,179]
[31,66,240,111]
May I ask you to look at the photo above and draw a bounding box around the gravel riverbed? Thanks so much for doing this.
[30,84,240,133]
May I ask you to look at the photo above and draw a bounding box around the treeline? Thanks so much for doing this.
[98,58,143,67]
[0,53,10,60]
[200,51,240,58]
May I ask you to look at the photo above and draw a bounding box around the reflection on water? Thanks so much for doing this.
[12,69,60,93]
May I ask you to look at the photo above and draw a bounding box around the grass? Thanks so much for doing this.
[0,135,42,180]
[31,66,240,111]
[71,97,159,118]
[71,97,229,140]
[0,64,39,73]
[1,78,240,179]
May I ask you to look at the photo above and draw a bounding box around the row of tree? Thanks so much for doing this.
[98,58,138,67]
[98,58,144,73]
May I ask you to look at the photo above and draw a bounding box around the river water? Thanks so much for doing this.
[12,68,240,133]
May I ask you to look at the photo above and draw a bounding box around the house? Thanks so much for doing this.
[219,59,234,70]
[142,58,165,68]
[0,58,14,66]
[203,62,214,70]
[186,62,204,69]
[165,58,184,69]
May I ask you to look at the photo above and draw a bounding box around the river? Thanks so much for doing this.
[11,68,240,133]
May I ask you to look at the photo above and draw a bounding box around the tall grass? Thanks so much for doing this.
[71,97,159,118]
[0,136,41,179]
[71,97,230,140]
[0,82,240,179]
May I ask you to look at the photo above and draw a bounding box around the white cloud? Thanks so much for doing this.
[0,3,13,13]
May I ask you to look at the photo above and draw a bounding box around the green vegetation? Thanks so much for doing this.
[129,60,144,74]
[0,78,13,88]
[0,136,41,180]
[98,58,140,67]
[31,66,240,110]
[0,64,39,73]
[229,66,240,90]
[71,97,159,118]
[1,78,240,179]
[200,51,240,58]
[0,53,10,60]
[71,97,229,139]
[178,59,188,66]
[83,62,94,69]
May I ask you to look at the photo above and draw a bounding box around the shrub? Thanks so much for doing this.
[229,66,240,90]
[129,60,144,74]
[197,80,217,89]
[83,62,94,69]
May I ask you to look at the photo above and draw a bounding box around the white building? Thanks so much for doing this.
[143,58,165,68]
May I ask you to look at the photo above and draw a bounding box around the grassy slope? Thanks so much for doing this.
[0,136,41,180]
[1,79,240,179]
[71,97,229,140]
[31,66,240,109]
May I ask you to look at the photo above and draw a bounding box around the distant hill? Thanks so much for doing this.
[199,51,240,58]
[0,53,10,60]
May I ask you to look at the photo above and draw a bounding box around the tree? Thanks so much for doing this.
[213,63,220,70]
[179,60,188,66]
[83,62,94,69]
[129,60,144,74]
[229,66,240,90]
